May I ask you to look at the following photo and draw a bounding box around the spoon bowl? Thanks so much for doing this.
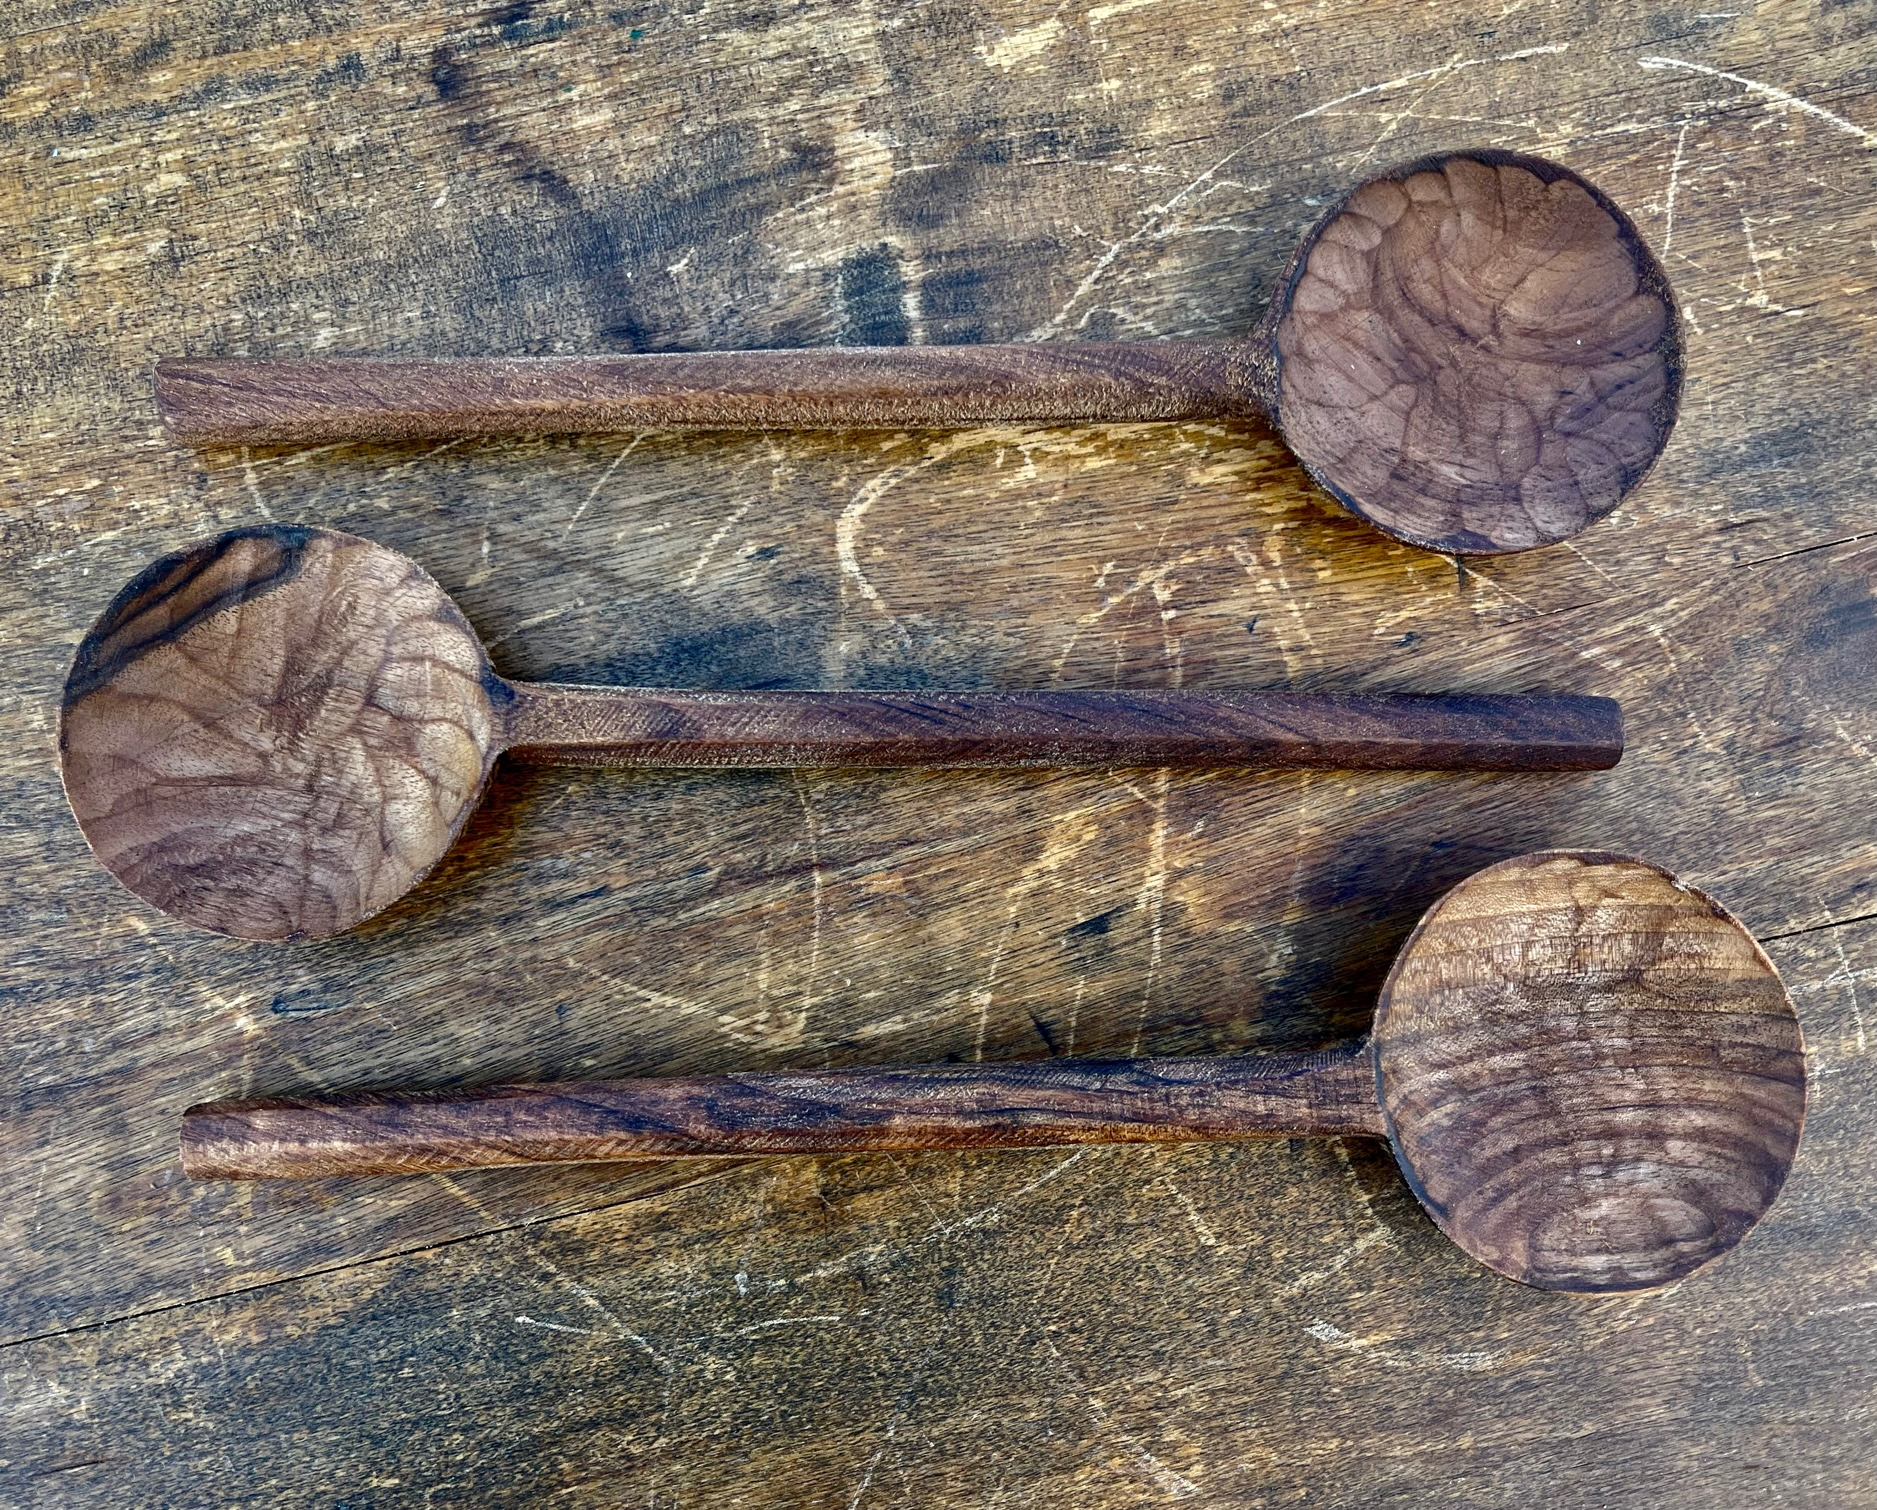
[155,149,1683,556]
[182,852,1804,1293]
[59,525,503,942]
[1259,150,1683,554]
[1371,850,1804,1291]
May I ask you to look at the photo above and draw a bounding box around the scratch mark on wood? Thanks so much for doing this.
[1157,1173,1219,1246]
[845,1339,941,1510]
[794,772,825,1034]
[835,438,986,653]
[1305,1317,1500,1372]
[1130,768,1170,1055]
[1045,1334,1199,1499]
[680,500,753,589]
[1662,121,1692,254]
[1349,48,1470,169]
[560,433,644,540]
[1639,56,1877,148]
[1275,1226,1391,1298]
[238,447,272,521]
[1284,46,1569,128]
[514,1314,595,1335]
[380,437,468,478]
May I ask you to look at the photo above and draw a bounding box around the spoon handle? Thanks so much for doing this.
[153,345,1264,445]
[499,686,1623,772]
[181,1047,1383,1179]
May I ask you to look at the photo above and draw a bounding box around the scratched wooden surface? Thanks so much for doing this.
[3,0,1875,1504]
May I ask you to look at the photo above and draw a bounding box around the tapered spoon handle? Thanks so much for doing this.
[498,687,1624,772]
[153,345,1266,445]
[181,1047,1383,1179]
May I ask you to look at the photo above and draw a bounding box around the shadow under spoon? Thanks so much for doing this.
[58,524,1620,942]
[181,851,1806,1295]
[154,149,1683,556]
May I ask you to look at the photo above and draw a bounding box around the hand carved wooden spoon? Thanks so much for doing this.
[60,524,1618,942]
[182,852,1804,1294]
[155,150,1682,556]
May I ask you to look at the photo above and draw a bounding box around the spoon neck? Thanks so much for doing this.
[154,342,1270,444]
[182,1044,1384,1179]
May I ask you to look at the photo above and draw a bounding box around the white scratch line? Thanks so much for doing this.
[1811,1299,1877,1318]
[681,500,753,588]
[834,459,925,651]
[43,249,69,308]
[846,1339,941,1510]
[794,771,825,1025]
[484,598,585,647]
[724,1314,846,1335]
[846,1424,899,1510]
[1305,1319,1498,1372]
[515,1315,595,1335]
[1277,1226,1391,1297]
[562,433,644,539]
[1639,56,1877,148]
[950,1148,1090,1233]
[1131,768,1170,1056]
[1027,44,1569,339]
[1287,44,1569,126]
[239,447,272,520]
[1662,121,1691,254]
[381,436,468,477]
[1045,1335,1198,1499]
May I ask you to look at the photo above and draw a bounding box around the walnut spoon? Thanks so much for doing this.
[182,852,1805,1294]
[60,524,1619,942]
[155,149,1682,556]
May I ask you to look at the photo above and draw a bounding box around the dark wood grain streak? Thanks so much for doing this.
[150,149,1678,557]
[59,524,1620,939]
[180,1048,1385,1178]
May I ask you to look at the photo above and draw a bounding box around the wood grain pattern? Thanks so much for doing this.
[179,851,1804,1295]
[1269,151,1683,554]
[501,683,1622,770]
[180,1048,1385,1178]
[59,525,501,943]
[152,342,1255,437]
[59,522,1620,940]
[6,0,1876,1501]
[1373,851,1805,1292]
[150,147,1680,557]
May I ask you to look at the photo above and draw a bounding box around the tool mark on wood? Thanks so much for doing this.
[968,808,1108,1060]
[834,435,994,654]
[1303,1317,1501,1373]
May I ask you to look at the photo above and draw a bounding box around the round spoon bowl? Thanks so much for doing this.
[59,525,502,941]
[1372,850,1805,1292]
[1265,149,1683,555]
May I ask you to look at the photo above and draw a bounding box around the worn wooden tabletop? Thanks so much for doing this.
[4,0,1875,1504]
